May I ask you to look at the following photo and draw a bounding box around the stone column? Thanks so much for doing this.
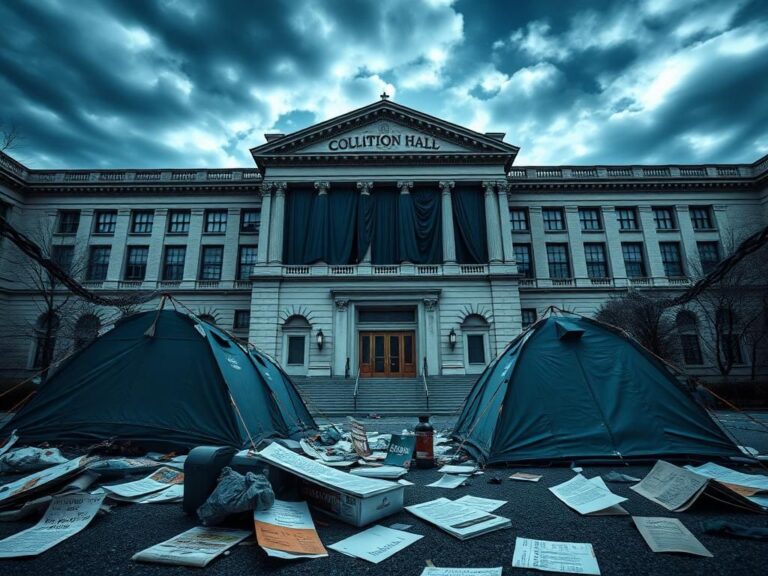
[423,298,440,376]
[496,181,514,262]
[439,181,456,264]
[333,298,349,377]
[398,181,413,265]
[73,209,94,280]
[357,181,373,263]
[564,206,587,279]
[267,182,287,264]
[483,181,503,263]
[675,204,700,276]
[638,206,666,279]
[183,209,205,284]
[528,206,550,281]
[144,208,167,284]
[106,208,131,283]
[256,183,273,263]
[601,206,627,280]
[221,208,240,282]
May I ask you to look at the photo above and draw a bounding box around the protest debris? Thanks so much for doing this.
[512,537,601,575]
[328,524,422,563]
[406,497,511,540]
[254,500,327,559]
[549,474,628,516]
[131,526,250,567]
[632,516,713,557]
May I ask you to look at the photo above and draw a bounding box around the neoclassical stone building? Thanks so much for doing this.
[0,98,766,388]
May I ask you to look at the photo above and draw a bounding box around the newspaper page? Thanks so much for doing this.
[132,526,250,567]
[630,461,708,511]
[549,474,627,515]
[137,484,184,504]
[427,474,467,489]
[349,418,372,458]
[258,442,397,497]
[438,465,478,475]
[584,477,628,516]
[453,496,507,513]
[512,537,600,575]
[103,467,183,500]
[632,517,713,557]
[328,524,422,564]
[685,462,768,492]
[406,497,510,540]
[421,568,502,576]
[254,500,327,560]
[0,456,90,507]
[0,493,105,558]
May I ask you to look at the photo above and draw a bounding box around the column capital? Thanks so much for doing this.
[439,180,455,193]
[260,181,274,196]
[397,180,413,193]
[482,181,496,195]
[495,180,509,193]
[356,181,373,195]
[423,298,438,312]
[273,181,287,196]
[334,298,349,311]
[314,181,330,194]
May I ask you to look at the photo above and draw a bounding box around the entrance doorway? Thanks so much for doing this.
[359,331,416,377]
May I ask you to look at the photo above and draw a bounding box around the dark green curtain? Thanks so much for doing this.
[303,191,328,263]
[398,191,419,263]
[371,187,399,264]
[410,187,442,264]
[357,191,374,262]
[452,184,488,264]
[327,187,358,265]
[283,186,314,264]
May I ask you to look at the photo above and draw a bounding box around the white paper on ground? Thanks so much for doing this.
[328,525,422,564]
[0,429,18,457]
[420,568,503,576]
[253,500,327,560]
[453,495,507,513]
[0,456,90,506]
[512,537,600,575]
[405,497,510,540]
[398,479,415,486]
[438,465,477,474]
[350,465,407,479]
[632,516,713,557]
[132,526,250,567]
[427,475,467,489]
[549,474,627,515]
[630,461,708,511]
[137,484,184,504]
[584,477,628,515]
[103,467,183,500]
[0,493,105,558]
[684,462,768,491]
[509,472,542,482]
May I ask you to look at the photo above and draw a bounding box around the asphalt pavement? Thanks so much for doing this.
[1,412,767,576]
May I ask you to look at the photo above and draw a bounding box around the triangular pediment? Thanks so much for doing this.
[250,99,518,170]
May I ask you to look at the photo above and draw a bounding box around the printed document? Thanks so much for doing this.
[406,497,510,540]
[328,524,422,563]
[512,537,600,575]
[632,516,713,557]
[137,484,184,504]
[103,466,183,500]
[384,434,416,468]
[351,465,408,479]
[438,464,478,475]
[630,461,708,511]
[254,500,327,560]
[549,474,627,515]
[509,472,542,482]
[685,462,768,493]
[453,495,507,513]
[132,526,250,567]
[0,456,90,507]
[420,568,502,576]
[427,474,467,489]
[0,493,105,558]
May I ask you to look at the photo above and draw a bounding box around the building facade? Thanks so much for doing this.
[1,99,767,386]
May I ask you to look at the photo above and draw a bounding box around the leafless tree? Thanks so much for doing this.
[1,120,21,153]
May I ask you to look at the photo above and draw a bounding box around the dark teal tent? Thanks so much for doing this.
[2,310,316,450]
[453,314,741,465]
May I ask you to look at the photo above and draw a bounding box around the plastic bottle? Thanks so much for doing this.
[414,415,435,469]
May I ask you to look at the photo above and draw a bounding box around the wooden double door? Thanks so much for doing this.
[359,331,416,377]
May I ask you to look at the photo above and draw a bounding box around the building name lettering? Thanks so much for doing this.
[328,133,441,151]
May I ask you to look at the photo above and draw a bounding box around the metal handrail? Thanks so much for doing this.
[353,366,361,414]
[422,357,430,411]
[345,357,350,379]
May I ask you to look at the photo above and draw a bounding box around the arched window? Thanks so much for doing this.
[74,314,101,350]
[676,311,702,365]
[461,314,490,374]
[282,315,311,375]
[198,314,217,326]
[32,312,60,369]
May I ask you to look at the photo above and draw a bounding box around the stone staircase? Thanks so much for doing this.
[292,375,477,416]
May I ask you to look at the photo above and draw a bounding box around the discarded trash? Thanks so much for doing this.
[602,471,641,483]
[389,523,412,531]
[632,516,713,557]
[351,465,408,480]
[549,474,628,515]
[684,462,768,508]
[349,417,372,458]
[254,499,327,559]
[453,495,507,513]
[509,472,542,482]
[438,464,477,475]
[197,467,274,526]
[137,484,184,504]
[0,447,68,474]
[0,493,105,558]
[87,457,165,478]
[384,434,416,468]
[0,456,90,508]
[512,537,600,575]
[406,497,511,540]
[421,568,502,576]
[132,526,250,567]
[0,429,18,458]
[487,477,502,485]
[328,524,422,563]
[103,466,183,502]
[426,474,467,489]
[415,415,435,469]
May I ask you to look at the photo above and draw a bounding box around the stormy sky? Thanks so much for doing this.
[1,0,767,169]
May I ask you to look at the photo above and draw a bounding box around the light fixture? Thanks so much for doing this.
[448,328,457,350]
[316,329,324,350]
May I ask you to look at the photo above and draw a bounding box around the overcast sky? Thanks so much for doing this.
[1,0,767,169]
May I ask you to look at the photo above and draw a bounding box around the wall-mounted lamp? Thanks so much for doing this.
[316,329,324,350]
[448,328,457,350]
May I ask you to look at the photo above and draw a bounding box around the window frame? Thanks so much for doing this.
[93,210,118,235]
[542,207,566,232]
[162,245,186,281]
[584,242,609,279]
[697,241,720,275]
[130,210,154,235]
[509,208,530,231]
[204,210,228,234]
[616,207,639,231]
[659,242,684,277]
[621,242,647,278]
[240,209,260,234]
[578,208,603,231]
[199,245,224,280]
[167,210,191,235]
[87,245,111,281]
[56,210,80,235]
[513,243,534,278]
[237,245,258,280]
[233,310,251,330]
[546,243,571,279]
[689,206,714,230]
[652,206,676,230]
[124,245,149,281]
[521,308,537,329]
[51,244,74,273]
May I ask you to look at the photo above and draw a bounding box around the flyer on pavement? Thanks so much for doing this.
[102,466,183,500]
[632,517,713,557]
[137,484,184,504]
[549,474,627,515]
[406,497,510,540]
[427,474,467,489]
[254,500,327,560]
[328,524,422,564]
[0,456,91,508]
[453,495,507,513]
[132,526,251,567]
[509,472,542,482]
[420,568,503,576]
[512,537,601,575]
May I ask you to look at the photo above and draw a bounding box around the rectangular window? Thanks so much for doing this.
[521,308,537,329]
[240,209,260,233]
[51,245,74,272]
[622,242,646,277]
[94,210,117,234]
[616,207,639,230]
[467,334,485,364]
[697,241,720,275]
[584,243,608,278]
[680,334,703,365]
[233,310,250,330]
[287,335,305,365]
[199,246,224,280]
[689,206,714,230]
[579,208,602,231]
[167,210,191,234]
[542,208,565,231]
[57,210,80,234]
[660,242,684,277]
[653,206,676,229]
[514,244,533,278]
[204,210,227,234]
[237,245,258,280]
[124,246,149,280]
[509,208,529,231]
[87,246,111,280]
[130,210,154,234]
[546,243,571,279]
[162,246,186,281]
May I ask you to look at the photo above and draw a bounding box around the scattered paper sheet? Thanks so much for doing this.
[398,479,415,486]
[0,429,18,457]
[602,471,640,483]
[453,496,507,513]
[349,418,372,458]
[254,500,327,560]
[0,493,105,558]
[549,474,627,515]
[420,568,503,576]
[137,484,184,504]
[512,537,600,575]
[685,462,768,492]
[389,523,412,531]
[328,524,422,564]
[103,467,183,500]
[384,434,416,468]
[132,526,250,567]
[351,465,408,479]
[509,472,542,482]
[630,461,708,511]
[406,497,511,540]
[427,475,467,489]
[0,456,90,507]
[584,477,628,515]
[438,465,477,475]
[632,516,713,557]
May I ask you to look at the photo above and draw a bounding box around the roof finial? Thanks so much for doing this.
[380,91,390,100]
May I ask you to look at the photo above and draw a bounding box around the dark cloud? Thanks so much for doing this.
[0,0,766,169]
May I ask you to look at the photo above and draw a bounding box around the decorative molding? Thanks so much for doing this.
[314,181,330,194]
[278,305,315,324]
[438,180,454,193]
[260,181,274,196]
[482,181,496,195]
[423,298,438,312]
[397,180,413,193]
[356,181,373,194]
[457,304,493,324]
[334,298,349,312]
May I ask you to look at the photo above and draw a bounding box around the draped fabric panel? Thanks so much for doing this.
[411,187,442,264]
[452,185,488,264]
[303,190,328,263]
[283,186,314,265]
[371,187,399,264]
[327,188,358,265]
[357,191,374,263]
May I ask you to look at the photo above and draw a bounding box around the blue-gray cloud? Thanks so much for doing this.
[0,0,766,168]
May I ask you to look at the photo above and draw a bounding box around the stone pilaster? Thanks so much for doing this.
[106,208,131,282]
[183,208,205,282]
[638,206,666,279]
[357,181,373,263]
[496,181,514,262]
[675,204,700,276]
[482,181,503,263]
[601,206,627,279]
[267,182,287,264]
[256,183,273,263]
[333,298,349,377]
[439,181,456,264]
[144,208,167,283]
[528,206,550,281]
[564,206,587,278]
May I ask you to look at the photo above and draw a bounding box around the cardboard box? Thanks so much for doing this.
[298,479,404,527]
